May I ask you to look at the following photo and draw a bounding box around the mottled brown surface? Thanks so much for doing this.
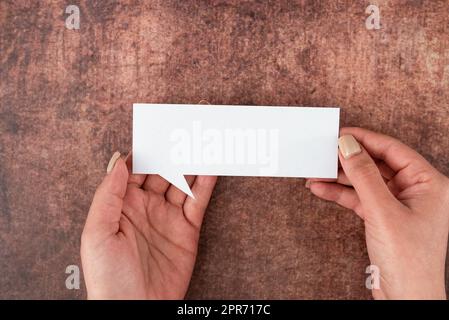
[0,0,448,299]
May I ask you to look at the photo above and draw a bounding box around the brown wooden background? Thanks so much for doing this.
[0,0,448,299]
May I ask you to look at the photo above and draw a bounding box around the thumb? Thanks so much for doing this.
[84,151,129,238]
[338,135,394,209]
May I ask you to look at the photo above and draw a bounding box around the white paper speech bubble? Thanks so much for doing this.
[133,104,340,198]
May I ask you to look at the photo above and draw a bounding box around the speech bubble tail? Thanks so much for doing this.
[160,171,195,199]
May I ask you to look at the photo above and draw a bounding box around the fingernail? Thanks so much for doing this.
[107,151,121,174]
[338,135,362,159]
[198,99,210,105]
[305,180,311,189]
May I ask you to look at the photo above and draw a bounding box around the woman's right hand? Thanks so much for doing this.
[306,127,449,299]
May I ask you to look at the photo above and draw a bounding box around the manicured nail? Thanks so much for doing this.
[338,135,362,159]
[305,180,311,189]
[107,151,121,174]
[198,99,210,105]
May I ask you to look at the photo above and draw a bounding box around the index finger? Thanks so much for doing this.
[183,176,217,229]
[125,151,147,188]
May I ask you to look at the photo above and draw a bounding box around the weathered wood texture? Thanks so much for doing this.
[0,0,448,299]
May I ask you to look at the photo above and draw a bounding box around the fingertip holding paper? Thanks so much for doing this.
[132,104,340,197]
